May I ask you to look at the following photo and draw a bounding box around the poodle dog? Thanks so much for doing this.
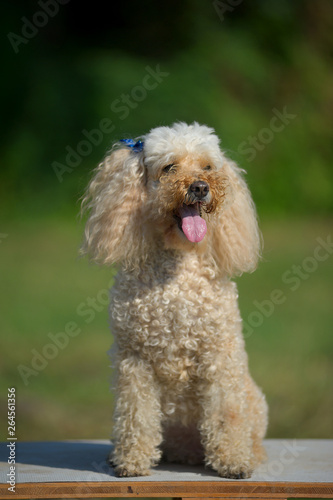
[81,122,268,479]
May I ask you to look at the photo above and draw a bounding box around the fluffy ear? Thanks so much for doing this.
[81,147,146,267]
[211,158,261,276]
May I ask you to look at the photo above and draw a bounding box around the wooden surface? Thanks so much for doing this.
[0,439,332,499]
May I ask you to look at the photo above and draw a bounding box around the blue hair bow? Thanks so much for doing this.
[119,138,144,152]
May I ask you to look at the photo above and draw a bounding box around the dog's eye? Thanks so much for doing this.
[203,165,212,171]
[163,164,175,173]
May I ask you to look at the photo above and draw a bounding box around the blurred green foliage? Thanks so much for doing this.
[1,217,332,439]
[1,0,333,218]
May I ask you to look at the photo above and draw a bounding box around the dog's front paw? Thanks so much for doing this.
[114,464,151,477]
[216,464,252,479]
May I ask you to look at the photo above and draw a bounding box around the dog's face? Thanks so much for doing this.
[142,124,230,250]
[82,122,259,275]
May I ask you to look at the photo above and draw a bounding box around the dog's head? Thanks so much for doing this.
[142,122,230,250]
[81,122,261,276]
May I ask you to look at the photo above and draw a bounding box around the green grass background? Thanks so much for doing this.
[1,215,332,440]
[1,1,332,442]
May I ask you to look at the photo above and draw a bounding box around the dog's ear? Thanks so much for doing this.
[81,147,146,267]
[211,158,261,276]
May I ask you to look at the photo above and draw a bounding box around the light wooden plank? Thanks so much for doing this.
[1,480,333,499]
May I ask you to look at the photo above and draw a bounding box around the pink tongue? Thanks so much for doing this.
[178,205,207,243]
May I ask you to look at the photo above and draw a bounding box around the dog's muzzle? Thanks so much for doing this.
[175,180,211,243]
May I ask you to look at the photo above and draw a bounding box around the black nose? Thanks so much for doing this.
[189,180,209,200]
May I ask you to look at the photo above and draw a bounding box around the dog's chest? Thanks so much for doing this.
[110,261,239,381]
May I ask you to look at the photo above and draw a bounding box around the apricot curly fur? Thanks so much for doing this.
[81,122,268,479]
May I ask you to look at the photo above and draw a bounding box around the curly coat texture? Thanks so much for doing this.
[81,122,268,479]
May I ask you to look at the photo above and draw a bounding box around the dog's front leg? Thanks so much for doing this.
[110,353,162,477]
[199,368,255,479]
